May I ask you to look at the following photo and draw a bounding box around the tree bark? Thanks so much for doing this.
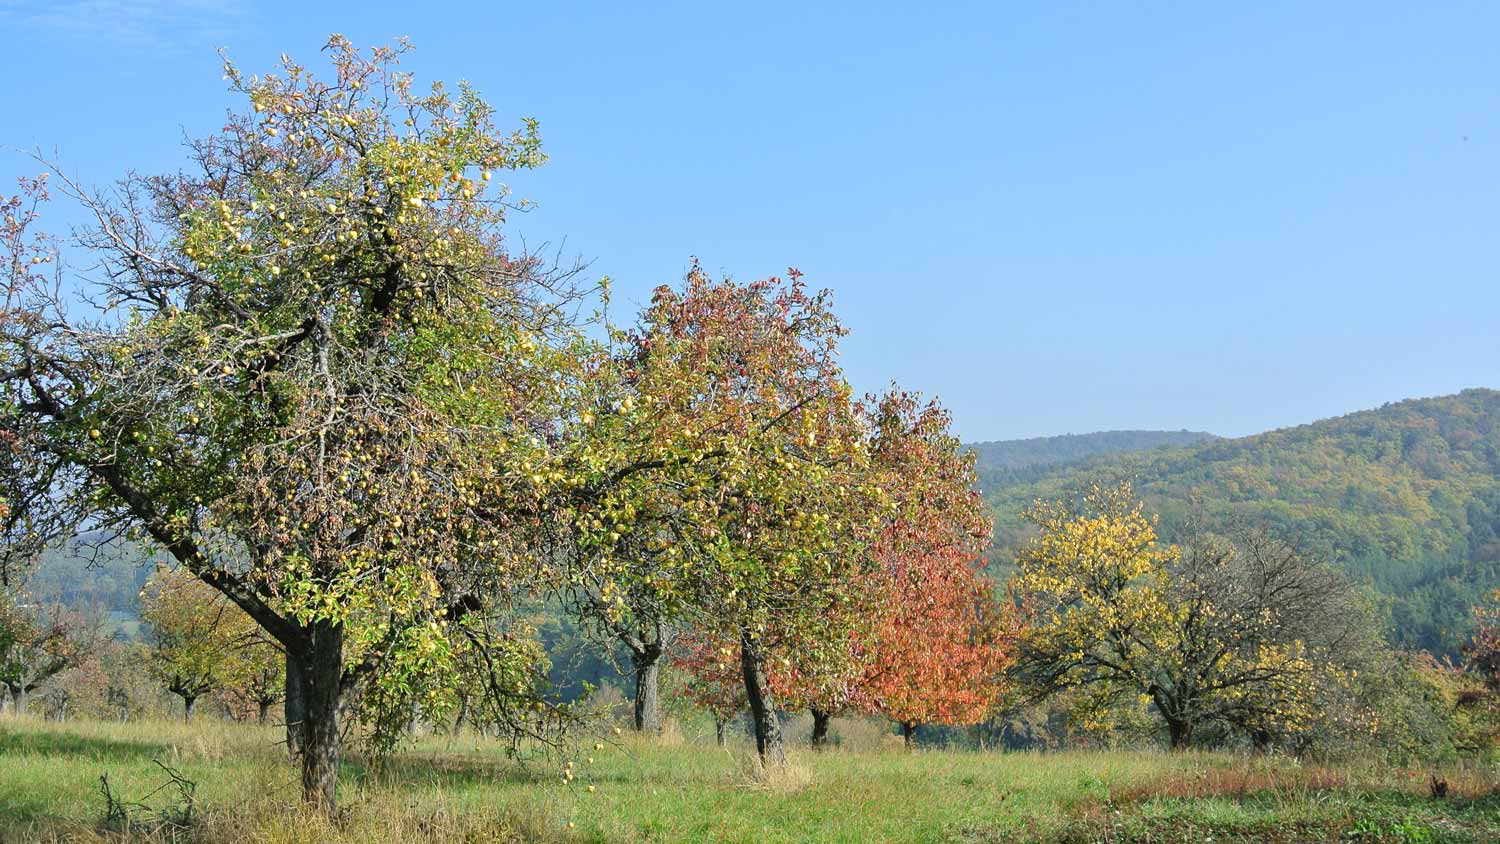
[1250,728,1272,753]
[284,650,306,758]
[10,684,27,716]
[810,708,831,750]
[298,620,345,815]
[739,628,786,768]
[406,698,421,737]
[1166,717,1193,750]
[1152,688,1194,751]
[631,642,664,734]
[900,721,918,749]
[453,693,468,736]
[182,694,197,722]
[257,700,271,725]
[715,715,728,746]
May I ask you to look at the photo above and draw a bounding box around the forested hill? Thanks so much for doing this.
[978,388,1500,655]
[967,430,1219,488]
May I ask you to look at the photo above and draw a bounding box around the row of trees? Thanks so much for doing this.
[0,37,1010,813]
[14,471,1496,765]
[0,569,285,723]
[656,481,1389,758]
[11,485,1497,765]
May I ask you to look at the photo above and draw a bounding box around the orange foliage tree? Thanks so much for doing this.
[805,391,1009,747]
[1469,590,1500,694]
[675,391,1012,749]
[669,632,746,745]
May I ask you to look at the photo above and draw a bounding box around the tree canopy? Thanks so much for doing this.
[0,37,593,811]
[1009,483,1376,749]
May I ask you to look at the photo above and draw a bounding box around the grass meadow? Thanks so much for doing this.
[2,714,1498,843]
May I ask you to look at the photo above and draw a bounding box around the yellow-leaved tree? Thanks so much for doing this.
[1008,482,1375,750]
[140,567,259,721]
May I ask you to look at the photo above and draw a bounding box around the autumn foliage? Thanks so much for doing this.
[1008,483,1374,750]
[139,567,265,721]
[670,390,1013,745]
[856,392,1010,735]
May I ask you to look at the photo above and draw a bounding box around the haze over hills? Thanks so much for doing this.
[972,388,1500,656]
[967,430,1220,490]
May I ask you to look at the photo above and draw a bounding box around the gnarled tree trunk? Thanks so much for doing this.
[900,721,918,749]
[1166,718,1193,750]
[715,715,729,746]
[297,620,345,815]
[620,622,671,735]
[739,627,786,768]
[1151,688,1195,751]
[284,650,306,758]
[631,642,664,734]
[7,683,28,716]
[810,708,831,750]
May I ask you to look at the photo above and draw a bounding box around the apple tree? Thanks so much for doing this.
[140,566,257,720]
[0,588,99,715]
[572,268,885,766]
[0,38,594,811]
[1008,483,1371,749]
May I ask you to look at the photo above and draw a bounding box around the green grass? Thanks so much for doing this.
[2,714,1498,843]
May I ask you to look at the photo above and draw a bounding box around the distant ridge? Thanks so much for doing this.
[966,430,1219,489]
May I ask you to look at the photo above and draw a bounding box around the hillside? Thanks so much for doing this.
[979,388,1500,655]
[968,430,1219,489]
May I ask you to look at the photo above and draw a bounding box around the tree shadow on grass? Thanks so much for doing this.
[349,751,554,792]
[0,729,210,827]
[1336,787,1500,818]
[357,745,722,793]
[0,729,167,765]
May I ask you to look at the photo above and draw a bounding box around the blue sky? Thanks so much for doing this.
[3,1,1497,441]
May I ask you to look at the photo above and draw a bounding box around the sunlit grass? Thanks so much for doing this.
[2,713,1498,843]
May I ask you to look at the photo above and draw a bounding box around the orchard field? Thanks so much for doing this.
[2,714,1499,844]
[7,28,1500,844]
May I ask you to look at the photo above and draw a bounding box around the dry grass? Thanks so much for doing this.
[1110,757,1350,803]
[3,713,1499,843]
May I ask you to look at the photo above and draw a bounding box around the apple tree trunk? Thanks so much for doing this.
[739,628,787,768]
